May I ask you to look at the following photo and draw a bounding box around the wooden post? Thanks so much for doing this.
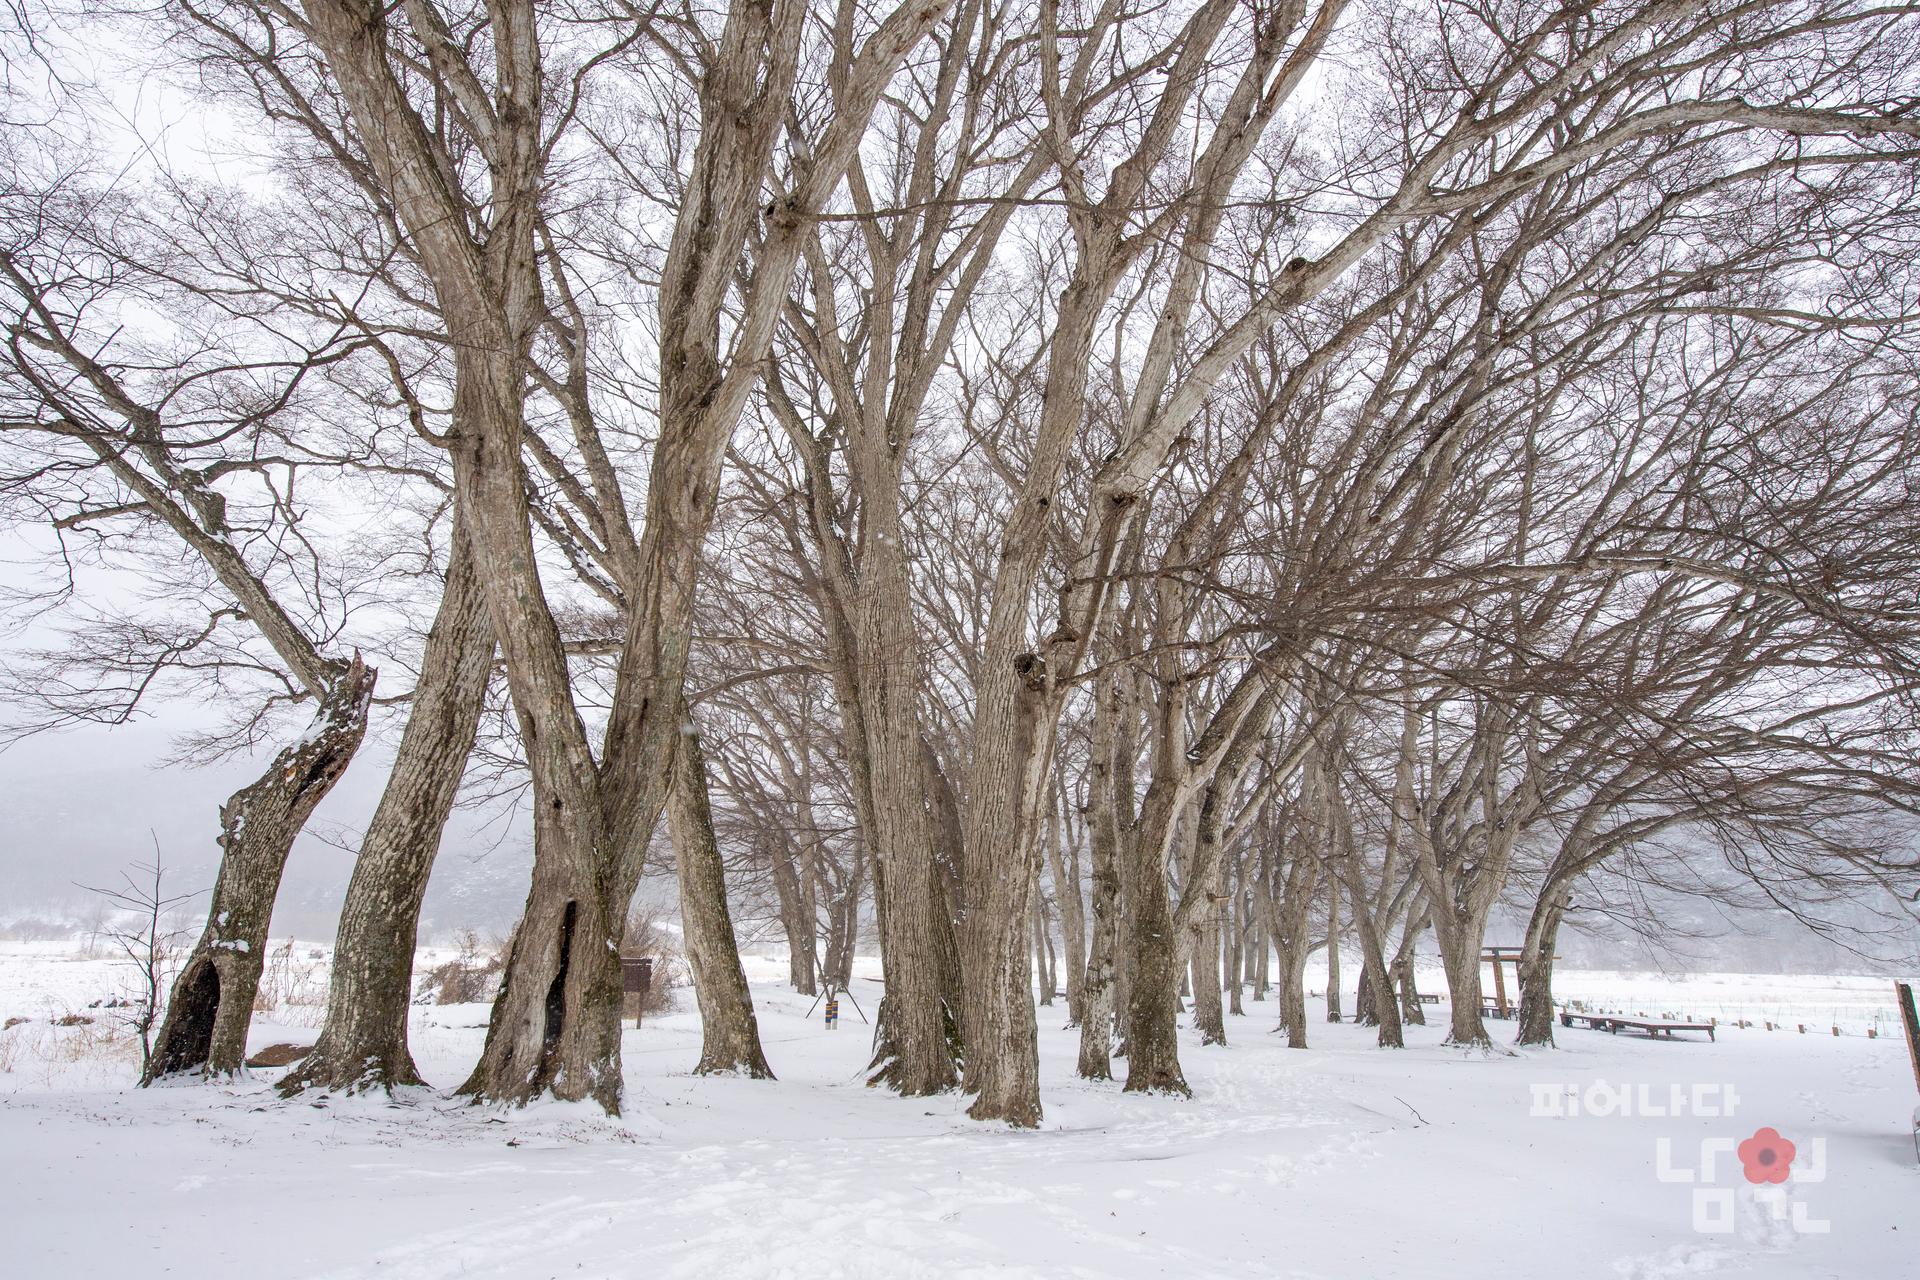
[621,956,654,1029]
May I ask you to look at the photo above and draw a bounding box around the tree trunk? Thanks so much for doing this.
[1394,903,1428,1026]
[1225,867,1244,1017]
[823,864,859,990]
[284,534,493,1095]
[1272,854,1318,1049]
[1335,864,1403,1049]
[1075,805,1122,1080]
[960,876,1042,1123]
[769,838,817,995]
[1043,793,1088,1025]
[457,830,628,1110]
[1034,886,1055,1007]
[1253,916,1269,1001]
[1434,910,1493,1049]
[1121,798,1190,1096]
[1325,875,1342,1023]
[1277,938,1311,1049]
[851,514,961,1095]
[1355,958,1379,1026]
[1397,958,1425,1025]
[1192,897,1226,1046]
[147,658,374,1082]
[1516,887,1573,1047]
[668,715,774,1077]
[1355,936,1402,1049]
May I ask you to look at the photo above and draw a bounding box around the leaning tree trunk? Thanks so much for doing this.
[768,840,817,995]
[147,657,374,1083]
[282,535,493,1096]
[1340,866,1404,1049]
[667,715,774,1077]
[1354,930,1403,1049]
[1516,887,1574,1047]
[1355,958,1379,1025]
[1394,903,1428,1025]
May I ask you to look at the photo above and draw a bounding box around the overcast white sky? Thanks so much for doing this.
[0,701,537,938]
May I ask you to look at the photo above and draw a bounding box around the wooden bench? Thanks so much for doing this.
[1561,1011,1715,1041]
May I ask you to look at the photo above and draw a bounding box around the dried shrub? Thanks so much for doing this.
[422,930,506,1005]
[252,941,329,1014]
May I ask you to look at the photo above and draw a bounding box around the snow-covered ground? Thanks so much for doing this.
[1,942,1913,1279]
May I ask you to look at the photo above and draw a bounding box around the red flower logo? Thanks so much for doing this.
[1737,1127,1796,1185]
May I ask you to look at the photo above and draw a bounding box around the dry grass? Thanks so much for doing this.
[422,931,506,1005]
[0,1006,140,1086]
[253,941,330,1015]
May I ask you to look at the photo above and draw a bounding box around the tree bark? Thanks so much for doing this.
[1043,786,1088,1025]
[857,553,962,1095]
[1433,905,1494,1049]
[147,657,374,1081]
[1324,875,1342,1023]
[1076,797,1123,1080]
[1075,669,1132,1079]
[1033,884,1055,1007]
[1225,864,1244,1017]
[1120,792,1191,1096]
[1273,853,1319,1049]
[1394,903,1429,1026]
[1191,892,1226,1046]
[284,532,493,1095]
[768,837,817,995]
[667,714,775,1077]
[1516,887,1573,1047]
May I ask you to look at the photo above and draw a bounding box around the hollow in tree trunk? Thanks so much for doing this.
[456,827,628,1111]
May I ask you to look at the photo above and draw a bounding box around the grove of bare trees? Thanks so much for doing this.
[4,0,1920,1128]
